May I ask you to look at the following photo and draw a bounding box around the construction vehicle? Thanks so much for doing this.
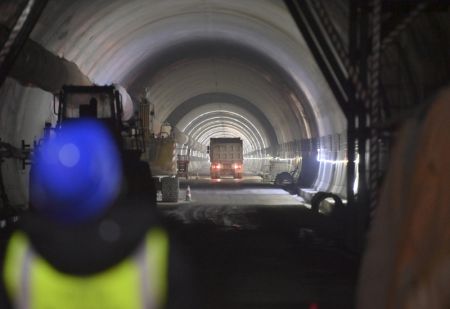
[32,85,153,203]
[274,165,300,185]
[54,85,144,152]
[50,85,182,204]
[209,138,243,179]
[1,85,151,223]
[139,97,180,202]
[260,159,293,183]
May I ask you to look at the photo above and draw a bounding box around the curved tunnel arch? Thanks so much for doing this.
[144,56,314,144]
[166,93,279,148]
[188,119,262,155]
[1,8,449,299]
[127,38,322,139]
[182,111,268,151]
[0,0,350,206]
[31,0,344,138]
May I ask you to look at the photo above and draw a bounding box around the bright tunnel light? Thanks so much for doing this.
[181,110,268,155]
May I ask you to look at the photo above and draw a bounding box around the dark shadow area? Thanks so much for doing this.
[161,201,359,309]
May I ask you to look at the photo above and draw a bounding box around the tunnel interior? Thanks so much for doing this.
[0,0,351,207]
[1,1,449,308]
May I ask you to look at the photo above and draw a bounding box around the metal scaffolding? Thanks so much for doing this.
[285,0,431,249]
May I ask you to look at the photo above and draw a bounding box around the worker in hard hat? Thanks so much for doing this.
[0,119,196,309]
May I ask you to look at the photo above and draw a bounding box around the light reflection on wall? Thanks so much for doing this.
[180,110,268,158]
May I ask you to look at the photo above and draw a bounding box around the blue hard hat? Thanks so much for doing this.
[30,119,122,223]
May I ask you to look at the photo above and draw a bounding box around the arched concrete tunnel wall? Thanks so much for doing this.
[172,102,274,174]
[3,0,448,208]
[1,0,352,208]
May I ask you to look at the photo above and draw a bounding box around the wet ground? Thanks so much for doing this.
[158,177,359,309]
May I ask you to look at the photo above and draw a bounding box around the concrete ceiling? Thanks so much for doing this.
[27,0,346,153]
[0,0,349,205]
[1,0,448,206]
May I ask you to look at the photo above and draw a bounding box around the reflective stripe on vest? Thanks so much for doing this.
[4,228,169,309]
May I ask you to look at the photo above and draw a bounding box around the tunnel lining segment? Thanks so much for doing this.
[165,92,279,148]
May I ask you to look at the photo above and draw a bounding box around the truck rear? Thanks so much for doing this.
[209,138,243,179]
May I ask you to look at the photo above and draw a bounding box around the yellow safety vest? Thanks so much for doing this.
[4,228,169,309]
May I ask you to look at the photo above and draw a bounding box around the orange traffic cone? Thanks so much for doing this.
[185,185,192,201]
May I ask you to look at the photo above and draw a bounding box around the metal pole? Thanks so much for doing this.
[368,0,382,220]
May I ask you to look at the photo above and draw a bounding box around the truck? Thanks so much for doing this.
[209,138,243,179]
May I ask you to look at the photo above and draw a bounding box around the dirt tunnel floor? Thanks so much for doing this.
[159,183,359,309]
